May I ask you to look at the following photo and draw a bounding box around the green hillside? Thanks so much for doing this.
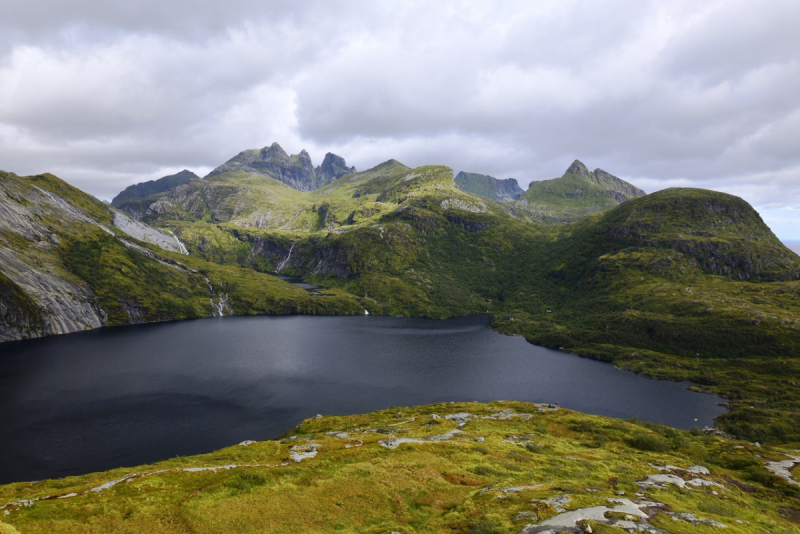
[2,401,799,533]
[517,160,646,223]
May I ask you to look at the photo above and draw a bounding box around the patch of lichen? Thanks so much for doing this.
[1,402,798,533]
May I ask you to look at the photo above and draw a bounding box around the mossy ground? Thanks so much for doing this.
[1,402,798,533]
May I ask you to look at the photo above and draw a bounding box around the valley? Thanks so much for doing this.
[1,144,799,532]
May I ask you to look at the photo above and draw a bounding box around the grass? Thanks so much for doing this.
[1,401,799,533]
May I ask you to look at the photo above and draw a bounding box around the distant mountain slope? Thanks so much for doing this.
[206,142,355,191]
[517,160,645,222]
[454,171,523,202]
[111,170,198,207]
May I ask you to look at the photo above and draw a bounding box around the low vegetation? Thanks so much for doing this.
[1,402,799,533]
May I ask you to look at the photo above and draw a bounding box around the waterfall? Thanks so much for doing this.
[276,241,297,273]
[205,277,230,316]
[167,230,189,255]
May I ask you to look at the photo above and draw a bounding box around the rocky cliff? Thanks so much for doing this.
[316,152,356,188]
[454,171,523,202]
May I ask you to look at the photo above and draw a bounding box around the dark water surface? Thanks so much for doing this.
[0,315,726,483]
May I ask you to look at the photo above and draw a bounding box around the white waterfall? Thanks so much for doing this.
[276,241,297,273]
[167,230,189,255]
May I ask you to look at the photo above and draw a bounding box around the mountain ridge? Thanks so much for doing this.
[111,169,199,208]
[517,159,646,223]
[205,142,355,191]
[2,160,800,444]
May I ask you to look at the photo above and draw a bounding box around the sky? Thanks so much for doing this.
[1,1,799,239]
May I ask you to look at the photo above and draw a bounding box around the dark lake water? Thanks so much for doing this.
[0,315,726,484]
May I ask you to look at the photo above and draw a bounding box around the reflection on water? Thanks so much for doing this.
[273,273,320,290]
[0,315,726,483]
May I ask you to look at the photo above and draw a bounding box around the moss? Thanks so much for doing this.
[1,401,799,533]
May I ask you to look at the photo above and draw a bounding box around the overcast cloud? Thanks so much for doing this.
[1,0,799,238]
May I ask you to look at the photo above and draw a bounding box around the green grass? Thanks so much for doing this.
[517,172,621,223]
[1,401,798,533]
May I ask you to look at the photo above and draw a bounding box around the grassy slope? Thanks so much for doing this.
[519,172,621,223]
[1,402,799,533]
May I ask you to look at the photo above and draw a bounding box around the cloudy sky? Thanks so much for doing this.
[1,0,799,239]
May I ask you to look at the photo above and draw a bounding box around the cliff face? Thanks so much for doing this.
[0,171,200,341]
[0,172,112,340]
[454,171,523,202]
[205,143,354,191]
[316,152,356,188]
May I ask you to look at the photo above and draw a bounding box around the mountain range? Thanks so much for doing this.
[3,144,800,532]
[1,144,800,446]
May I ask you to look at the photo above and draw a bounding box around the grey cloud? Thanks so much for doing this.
[1,0,799,236]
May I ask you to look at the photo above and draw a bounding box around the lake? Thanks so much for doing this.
[0,315,726,483]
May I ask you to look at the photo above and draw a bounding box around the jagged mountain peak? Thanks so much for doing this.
[207,143,355,192]
[565,159,592,179]
[261,142,289,159]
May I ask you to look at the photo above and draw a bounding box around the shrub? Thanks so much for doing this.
[626,432,671,452]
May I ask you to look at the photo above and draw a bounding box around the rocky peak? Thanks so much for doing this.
[297,149,314,165]
[565,160,592,179]
[316,152,356,188]
[111,169,199,208]
[206,144,358,191]
[262,142,289,160]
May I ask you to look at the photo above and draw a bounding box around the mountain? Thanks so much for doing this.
[128,160,800,441]
[5,157,800,530]
[316,152,357,188]
[205,142,355,191]
[516,160,646,223]
[0,170,362,342]
[2,158,800,443]
[111,170,199,208]
[3,400,799,533]
[454,171,523,202]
